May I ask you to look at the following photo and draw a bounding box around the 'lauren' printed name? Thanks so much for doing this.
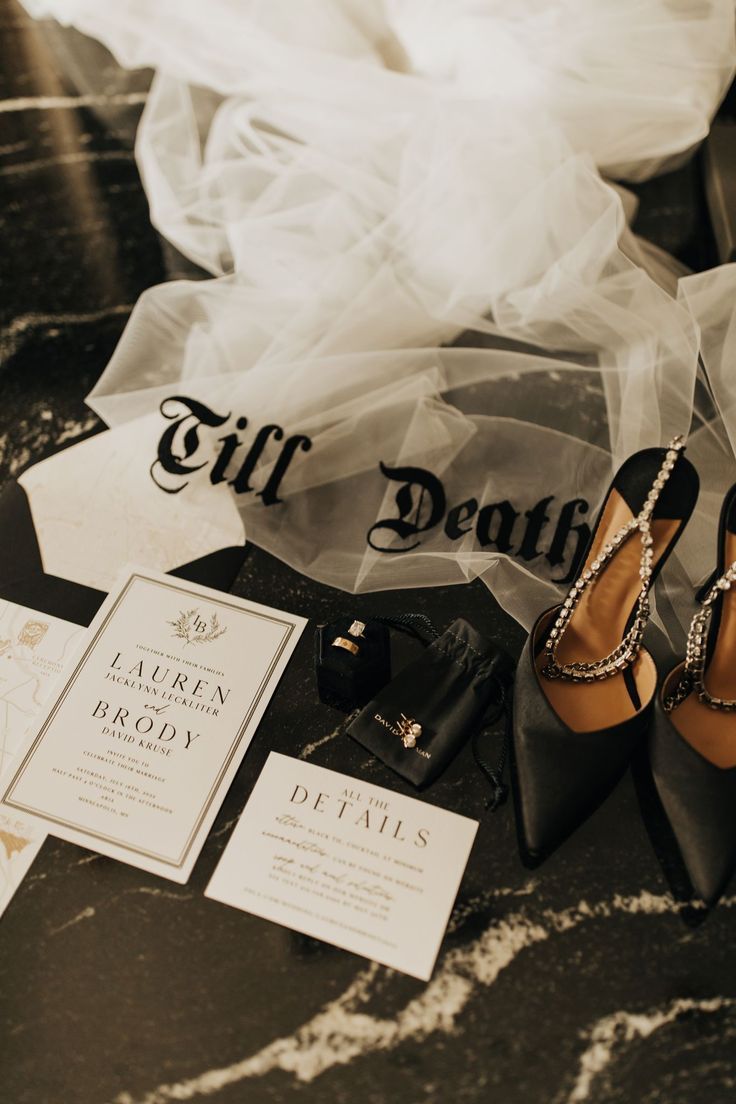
[104,652,230,715]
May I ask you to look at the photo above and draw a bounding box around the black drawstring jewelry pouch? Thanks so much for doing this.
[346,618,513,794]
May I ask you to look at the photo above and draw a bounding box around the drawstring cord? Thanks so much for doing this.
[375,613,441,645]
[381,614,512,811]
[472,675,512,811]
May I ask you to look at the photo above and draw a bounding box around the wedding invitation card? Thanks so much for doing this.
[0,601,85,917]
[206,752,479,980]
[1,570,306,883]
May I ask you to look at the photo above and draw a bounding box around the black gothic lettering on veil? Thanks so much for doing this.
[518,497,554,561]
[150,396,312,502]
[151,396,230,494]
[476,500,519,553]
[368,460,591,580]
[445,497,478,539]
[209,417,249,486]
[256,432,312,506]
[367,463,447,553]
[228,425,284,494]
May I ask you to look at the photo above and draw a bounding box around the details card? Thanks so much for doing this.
[0,601,85,917]
[0,570,306,883]
[205,752,479,980]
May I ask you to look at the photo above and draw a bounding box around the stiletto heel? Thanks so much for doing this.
[650,483,736,907]
[512,436,699,862]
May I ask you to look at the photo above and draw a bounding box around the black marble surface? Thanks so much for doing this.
[1,4,735,1102]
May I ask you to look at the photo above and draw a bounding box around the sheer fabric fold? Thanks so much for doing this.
[18,0,736,631]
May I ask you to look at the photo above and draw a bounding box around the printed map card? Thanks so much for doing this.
[206,752,479,980]
[0,602,85,917]
[1,570,306,884]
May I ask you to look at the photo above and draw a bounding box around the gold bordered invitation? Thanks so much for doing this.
[206,752,479,980]
[0,570,306,883]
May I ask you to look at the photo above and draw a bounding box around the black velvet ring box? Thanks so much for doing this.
[315,617,391,711]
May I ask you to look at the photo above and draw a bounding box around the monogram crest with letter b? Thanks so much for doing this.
[169,608,227,646]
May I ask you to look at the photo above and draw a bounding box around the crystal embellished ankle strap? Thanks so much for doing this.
[542,436,685,683]
[663,561,736,713]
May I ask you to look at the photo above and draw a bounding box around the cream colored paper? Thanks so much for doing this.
[0,601,84,918]
[206,752,478,981]
[1,570,305,884]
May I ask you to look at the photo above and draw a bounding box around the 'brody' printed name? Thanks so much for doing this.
[91,700,201,756]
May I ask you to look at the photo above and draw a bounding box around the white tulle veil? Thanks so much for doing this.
[17,0,736,637]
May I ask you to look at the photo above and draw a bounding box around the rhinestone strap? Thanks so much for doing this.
[542,436,685,682]
[663,561,736,713]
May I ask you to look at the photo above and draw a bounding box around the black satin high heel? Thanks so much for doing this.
[512,436,699,863]
[649,483,736,907]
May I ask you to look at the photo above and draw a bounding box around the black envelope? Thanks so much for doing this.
[0,478,247,628]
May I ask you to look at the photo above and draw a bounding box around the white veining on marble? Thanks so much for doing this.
[48,904,96,935]
[446,880,537,933]
[55,413,99,445]
[207,817,239,841]
[565,996,736,1104]
[299,724,343,760]
[0,139,29,156]
[23,869,47,886]
[0,148,134,179]
[46,885,196,937]
[0,303,132,362]
[120,886,195,903]
[112,888,736,1104]
[0,411,99,477]
[0,92,148,115]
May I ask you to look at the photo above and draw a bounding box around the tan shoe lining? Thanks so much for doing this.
[536,488,678,733]
[668,531,736,769]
